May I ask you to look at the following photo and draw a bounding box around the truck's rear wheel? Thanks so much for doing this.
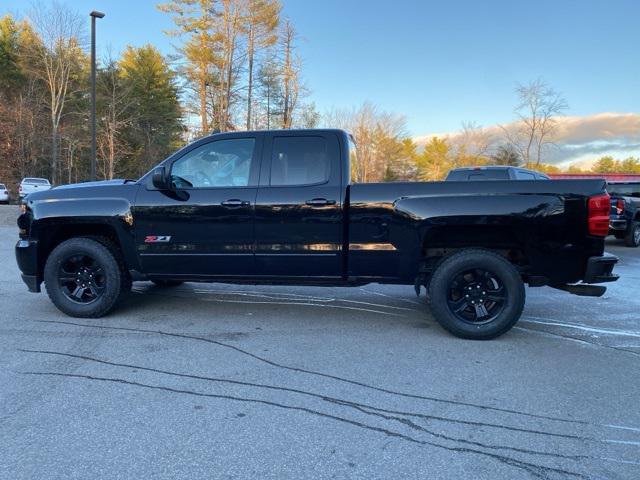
[44,238,124,318]
[624,221,640,247]
[427,249,525,340]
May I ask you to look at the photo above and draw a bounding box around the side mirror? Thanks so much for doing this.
[152,166,170,190]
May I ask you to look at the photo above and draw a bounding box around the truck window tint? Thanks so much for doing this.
[467,173,491,180]
[171,138,255,188]
[271,136,329,186]
[514,171,536,180]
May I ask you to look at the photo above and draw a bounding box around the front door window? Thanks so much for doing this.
[171,138,256,189]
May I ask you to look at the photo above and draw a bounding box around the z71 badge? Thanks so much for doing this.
[144,235,172,243]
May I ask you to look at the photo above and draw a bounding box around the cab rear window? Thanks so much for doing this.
[447,170,509,181]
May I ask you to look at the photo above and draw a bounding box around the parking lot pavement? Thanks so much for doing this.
[0,220,638,479]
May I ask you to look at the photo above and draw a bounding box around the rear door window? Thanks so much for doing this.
[270,136,330,186]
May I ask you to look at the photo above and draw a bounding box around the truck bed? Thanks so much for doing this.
[347,179,609,282]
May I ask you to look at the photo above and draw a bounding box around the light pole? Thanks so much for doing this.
[90,10,105,181]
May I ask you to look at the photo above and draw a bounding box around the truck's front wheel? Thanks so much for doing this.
[427,249,525,340]
[44,238,124,318]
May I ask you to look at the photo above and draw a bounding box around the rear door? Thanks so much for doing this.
[134,134,262,277]
[254,132,344,278]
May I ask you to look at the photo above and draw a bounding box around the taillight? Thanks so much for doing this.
[616,199,625,215]
[588,193,610,236]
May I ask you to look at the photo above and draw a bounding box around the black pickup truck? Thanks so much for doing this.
[16,129,619,339]
[607,181,640,247]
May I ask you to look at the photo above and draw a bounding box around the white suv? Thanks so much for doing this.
[0,183,9,204]
[19,178,51,199]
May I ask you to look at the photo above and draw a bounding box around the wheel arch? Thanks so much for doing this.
[33,220,139,278]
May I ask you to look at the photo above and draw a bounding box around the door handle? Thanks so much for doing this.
[305,198,336,206]
[221,199,250,207]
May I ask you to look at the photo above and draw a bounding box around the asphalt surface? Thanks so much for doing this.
[1,205,639,479]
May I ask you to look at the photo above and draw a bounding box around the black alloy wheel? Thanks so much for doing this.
[446,268,507,325]
[427,249,525,340]
[57,254,106,304]
[44,237,125,318]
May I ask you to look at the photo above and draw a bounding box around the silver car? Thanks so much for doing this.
[19,178,51,198]
[0,183,9,204]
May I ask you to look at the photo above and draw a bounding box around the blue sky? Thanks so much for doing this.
[2,0,639,163]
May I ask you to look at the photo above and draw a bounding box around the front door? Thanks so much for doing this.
[254,132,344,278]
[134,135,262,277]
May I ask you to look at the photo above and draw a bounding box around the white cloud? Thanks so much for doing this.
[414,112,640,166]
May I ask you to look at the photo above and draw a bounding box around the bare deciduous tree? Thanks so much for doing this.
[215,0,244,131]
[26,1,85,183]
[501,78,568,166]
[280,18,300,129]
[96,59,134,180]
[324,102,407,183]
[450,121,495,166]
[244,0,280,130]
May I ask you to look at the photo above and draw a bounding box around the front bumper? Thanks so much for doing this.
[15,239,41,292]
[583,253,619,284]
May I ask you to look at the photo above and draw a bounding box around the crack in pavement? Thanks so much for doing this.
[20,371,587,480]
[34,319,591,427]
[20,348,595,460]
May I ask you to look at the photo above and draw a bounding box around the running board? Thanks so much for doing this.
[553,284,607,297]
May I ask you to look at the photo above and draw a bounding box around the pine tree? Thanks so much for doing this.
[119,45,183,175]
[158,0,218,134]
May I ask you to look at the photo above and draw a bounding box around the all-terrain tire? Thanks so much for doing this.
[427,249,525,340]
[44,237,124,318]
[624,221,640,247]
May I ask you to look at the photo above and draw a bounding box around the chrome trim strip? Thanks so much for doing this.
[349,243,397,251]
[256,253,338,257]
[140,253,253,256]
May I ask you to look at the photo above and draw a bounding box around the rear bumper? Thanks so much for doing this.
[15,239,41,292]
[609,219,628,231]
[583,253,619,284]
